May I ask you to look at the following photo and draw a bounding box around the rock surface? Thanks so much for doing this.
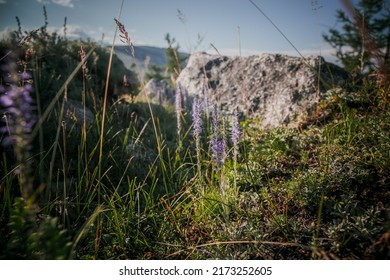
[64,99,95,128]
[142,78,174,105]
[176,52,347,128]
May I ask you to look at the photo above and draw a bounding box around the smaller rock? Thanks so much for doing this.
[142,78,174,105]
[125,139,155,162]
[64,99,95,128]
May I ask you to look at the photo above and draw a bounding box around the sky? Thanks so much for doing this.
[0,0,364,63]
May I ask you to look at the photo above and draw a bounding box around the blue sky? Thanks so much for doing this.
[0,0,359,62]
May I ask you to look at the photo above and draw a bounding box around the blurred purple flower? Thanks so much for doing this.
[0,78,36,147]
[192,97,203,138]
[192,97,203,177]
[211,104,218,135]
[231,110,241,146]
[0,94,12,107]
[20,72,32,80]
[210,104,226,167]
[210,136,226,167]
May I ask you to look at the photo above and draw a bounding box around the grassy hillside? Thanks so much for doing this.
[0,20,389,260]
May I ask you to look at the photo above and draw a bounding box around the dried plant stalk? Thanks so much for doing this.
[114,18,135,57]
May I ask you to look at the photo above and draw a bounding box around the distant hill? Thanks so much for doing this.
[113,45,188,78]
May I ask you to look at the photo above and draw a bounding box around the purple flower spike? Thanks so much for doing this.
[210,104,226,168]
[20,72,32,80]
[192,97,203,137]
[212,104,219,135]
[0,73,36,147]
[231,110,241,145]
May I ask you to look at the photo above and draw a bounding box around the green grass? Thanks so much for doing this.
[0,16,389,260]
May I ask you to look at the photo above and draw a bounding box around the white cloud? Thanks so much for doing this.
[52,0,74,8]
[0,27,14,40]
[47,24,90,40]
[36,0,74,8]
[0,0,7,4]
[36,0,51,4]
[0,24,94,42]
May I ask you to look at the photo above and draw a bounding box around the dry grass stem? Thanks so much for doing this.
[114,18,135,57]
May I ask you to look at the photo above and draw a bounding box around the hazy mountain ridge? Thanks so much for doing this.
[113,45,188,73]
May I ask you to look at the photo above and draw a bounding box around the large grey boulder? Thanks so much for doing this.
[176,52,347,128]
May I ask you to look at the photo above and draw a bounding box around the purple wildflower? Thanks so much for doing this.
[210,104,226,167]
[231,110,241,196]
[192,97,202,137]
[20,72,32,80]
[231,109,241,146]
[192,97,203,178]
[0,82,36,144]
[0,69,36,200]
[211,103,219,135]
